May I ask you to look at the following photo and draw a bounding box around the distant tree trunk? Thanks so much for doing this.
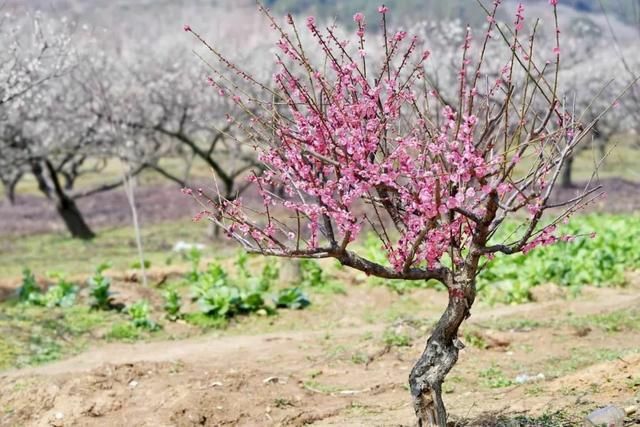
[561,155,574,188]
[31,160,95,239]
[1,174,20,205]
[55,194,96,240]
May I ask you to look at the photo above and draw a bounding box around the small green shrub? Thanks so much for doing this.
[39,272,78,308]
[87,262,114,310]
[300,259,326,288]
[163,288,182,321]
[383,330,411,347]
[127,300,159,331]
[130,259,151,269]
[107,322,141,341]
[18,268,39,303]
[274,287,311,309]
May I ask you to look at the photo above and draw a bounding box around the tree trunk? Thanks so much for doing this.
[1,174,20,205]
[55,195,96,240]
[560,155,574,189]
[409,271,476,426]
[32,160,96,240]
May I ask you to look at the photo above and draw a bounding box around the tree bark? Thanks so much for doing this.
[560,155,574,189]
[409,270,475,426]
[32,160,96,240]
[55,195,96,240]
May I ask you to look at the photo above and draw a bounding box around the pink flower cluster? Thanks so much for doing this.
[200,4,567,271]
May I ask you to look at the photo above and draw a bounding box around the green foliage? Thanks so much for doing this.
[107,322,141,341]
[184,247,203,282]
[479,365,513,388]
[478,215,640,304]
[299,259,344,293]
[570,309,640,333]
[235,250,250,278]
[87,262,114,310]
[187,258,306,320]
[273,287,311,309]
[127,300,159,331]
[300,259,326,288]
[18,268,39,303]
[163,288,182,321]
[17,269,77,308]
[130,259,151,269]
[382,330,411,347]
[39,272,78,308]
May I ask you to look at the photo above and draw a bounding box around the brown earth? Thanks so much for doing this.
[1,282,639,427]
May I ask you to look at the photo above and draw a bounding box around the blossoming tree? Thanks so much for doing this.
[184,1,611,424]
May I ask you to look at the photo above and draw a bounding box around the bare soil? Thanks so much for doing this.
[1,282,639,427]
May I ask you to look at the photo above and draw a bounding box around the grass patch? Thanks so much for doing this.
[0,219,211,279]
[478,365,514,389]
[569,309,640,332]
[545,347,637,377]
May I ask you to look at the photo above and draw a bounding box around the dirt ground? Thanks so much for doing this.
[1,279,639,427]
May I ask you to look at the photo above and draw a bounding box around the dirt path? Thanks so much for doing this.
[1,286,640,426]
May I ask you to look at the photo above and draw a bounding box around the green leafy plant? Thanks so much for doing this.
[479,365,513,388]
[185,247,203,281]
[127,300,159,331]
[87,262,114,310]
[130,259,151,269]
[39,272,78,307]
[235,250,250,278]
[274,287,311,309]
[18,268,40,303]
[163,288,182,321]
[300,259,326,288]
[383,330,411,347]
[478,215,640,304]
[258,260,279,291]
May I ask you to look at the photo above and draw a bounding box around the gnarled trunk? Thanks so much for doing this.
[409,271,476,426]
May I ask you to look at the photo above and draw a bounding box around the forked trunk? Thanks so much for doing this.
[409,271,476,426]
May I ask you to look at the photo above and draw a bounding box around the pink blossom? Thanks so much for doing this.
[306,16,316,29]
[549,0,559,5]
[353,12,365,23]
[378,5,389,14]
[553,46,560,55]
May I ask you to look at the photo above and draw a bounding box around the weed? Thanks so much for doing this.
[130,259,151,269]
[127,300,160,331]
[107,322,141,341]
[570,309,640,332]
[163,288,182,321]
[183,312,228,329]
[382,330,411,347]
[351,351,367,364]
[17,268,39,303]
[478,365,513,388]
[463,330,488,349]
[87,262,114,310]
[273,287,310,310]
